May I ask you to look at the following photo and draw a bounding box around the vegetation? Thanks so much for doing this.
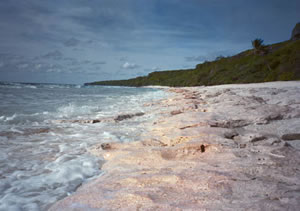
[86,39,300,87]
[252,38,268,55]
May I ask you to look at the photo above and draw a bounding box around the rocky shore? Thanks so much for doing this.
[50,81,300,210]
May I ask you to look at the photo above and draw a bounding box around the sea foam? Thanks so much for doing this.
[0,82,167,210]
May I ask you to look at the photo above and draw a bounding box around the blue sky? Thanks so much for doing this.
[0,0,299,84]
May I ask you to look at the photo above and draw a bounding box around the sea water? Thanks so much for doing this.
[0,82,167,210]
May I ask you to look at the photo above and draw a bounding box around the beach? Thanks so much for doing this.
[49,81,300,210]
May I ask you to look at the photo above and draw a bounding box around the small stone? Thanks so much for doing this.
[101,143,112,150]
[170,110,182,115]
[240,144,246,148]
[200,145,205,153]
[250,136,266,143]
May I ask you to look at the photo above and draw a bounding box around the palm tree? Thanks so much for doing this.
[252,38,271,71]
[252,38,268,55]
[252,39,264,49]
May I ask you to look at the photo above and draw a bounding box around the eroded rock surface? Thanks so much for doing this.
[53,112,145,124]
[50,81,300,210]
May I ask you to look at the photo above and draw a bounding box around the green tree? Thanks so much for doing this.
[252,38,268,55]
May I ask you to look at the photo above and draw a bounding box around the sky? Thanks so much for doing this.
[0,0,299,84]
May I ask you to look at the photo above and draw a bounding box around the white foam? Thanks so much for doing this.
[0,85,168,210]
[56,103,102,119]
[4,113,17,121]
[24,85,37,89]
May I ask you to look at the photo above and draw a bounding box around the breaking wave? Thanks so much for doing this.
[0,82,167,210]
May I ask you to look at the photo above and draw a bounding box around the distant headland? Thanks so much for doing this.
[86,22,300,87]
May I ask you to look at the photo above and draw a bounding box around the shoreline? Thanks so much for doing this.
[50,81,300,210]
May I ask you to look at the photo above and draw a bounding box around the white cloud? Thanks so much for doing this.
[122,62,139,69]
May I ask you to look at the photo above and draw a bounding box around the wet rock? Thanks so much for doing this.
[114,112,145,122]
[55,119,103,124]
[91,119,101,124]
[0,128,51,138]
[281,133,300,141]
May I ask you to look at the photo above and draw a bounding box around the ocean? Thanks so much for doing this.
[0,82,167,210]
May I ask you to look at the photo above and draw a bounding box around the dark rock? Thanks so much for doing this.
[184,95,197,99]
[91,119,101,124]
[250,136,267,143]
[264,113,283,122]
[170,110,182,115]
[291,22,300,40]
[114,112,144,122]
[271,139,281,145]
[210,119,250,128]
[56,119,103,124]
[200,144,205,153]
[101,143,112,150]
[239,143,247,148]
[281,133,300,141]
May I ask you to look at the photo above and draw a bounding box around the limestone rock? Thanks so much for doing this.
[50,81,300,211]
[291,22,300,40]
[223,130,239,139]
